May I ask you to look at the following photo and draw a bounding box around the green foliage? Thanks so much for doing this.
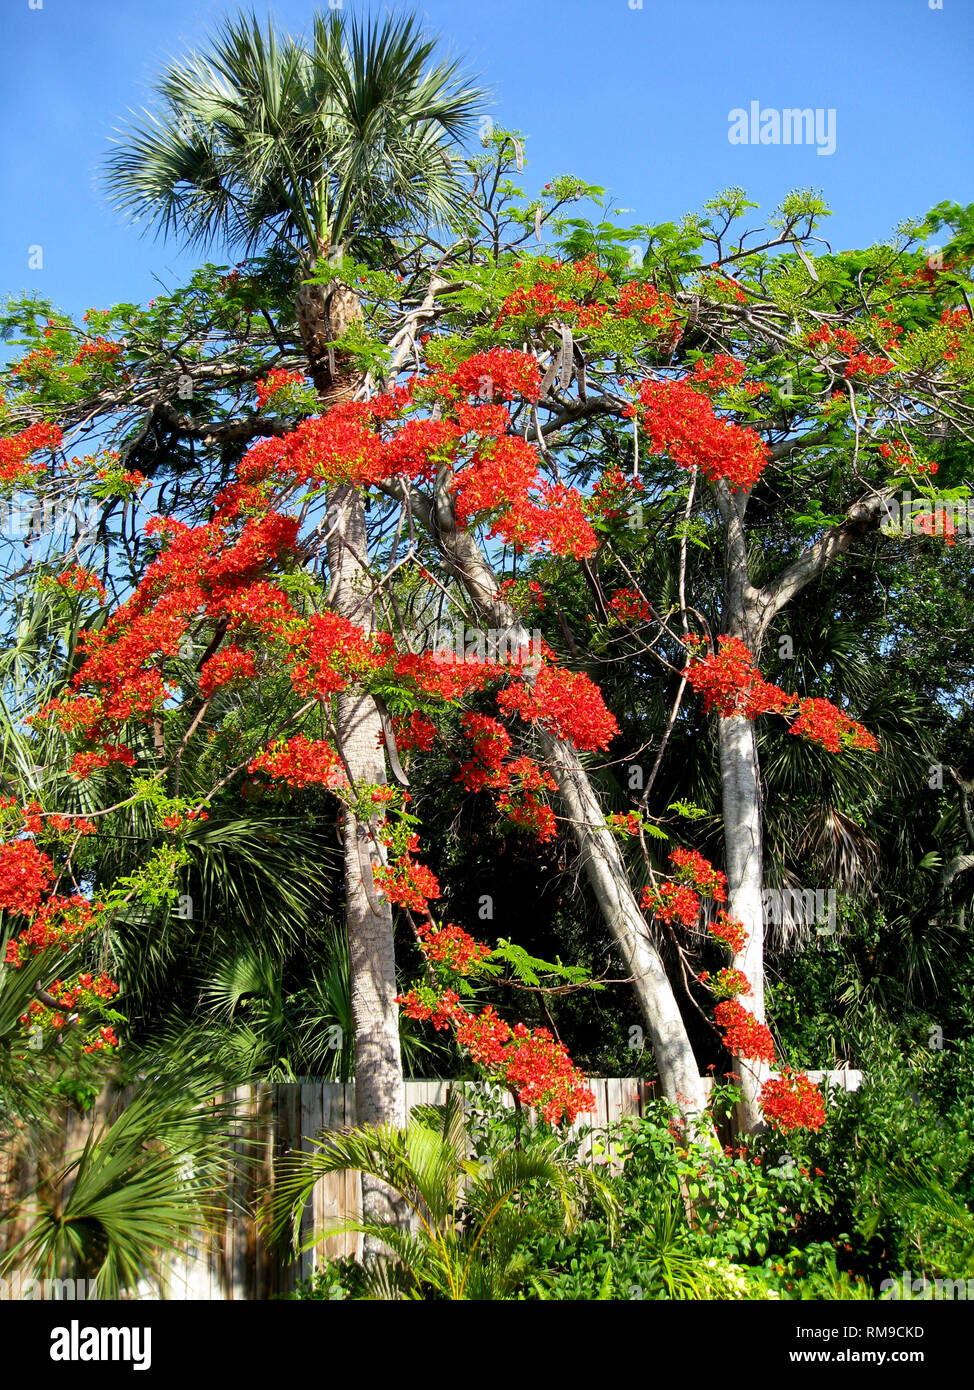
[1,1060,242,1297]
[272,1086,618,1299]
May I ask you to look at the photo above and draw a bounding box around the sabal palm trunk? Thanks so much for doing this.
[296,277,406,1218]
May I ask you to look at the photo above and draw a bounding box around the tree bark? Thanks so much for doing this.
[712,482,896,1131]
[717,713,768,1131]
[438,523,712,1124]
[296,272,406,1236]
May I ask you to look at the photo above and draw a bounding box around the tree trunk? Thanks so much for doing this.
[324,484,406,1138]
[717,713,768,1132]
[439,525,712,1125]
[296,273,406,1236]
[713,482,770,1133]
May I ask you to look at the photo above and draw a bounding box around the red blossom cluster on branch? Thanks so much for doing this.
[713,998,776,1067]
[608,588,652,624]
[759,1067,827,1132]
[1,800,118,1053]
[0,421,62,484]
[497,666,619,751]
[683,636,878,753]
[254,368,308,408]
[629,377,771,492]
[248,734,348,789]
[641,847,727,928]
[397,989,595,1125]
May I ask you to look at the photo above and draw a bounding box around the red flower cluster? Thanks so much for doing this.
[709,910,748,955]
[691,355,746,394]
[698,966,752,999]
[641,880,701,927]
[199,644,257,698]
[805,324,894,379]
[701,273,747,304]
[668,846,727,902]
[685,637,879,755]
[390,710,438,753]
[915,510,958,545]
[83,1025,120,1054]
[4,894,102,966]
[714,999,776,1066]
[373,852,441,913]
[48,566,107,603]
[0,421,62,484]
[72,338,122,369]
[428,348,541,404]
[615,281,678,333]
[456,715,559,841]
[452,438,597,560]
[498,666,619,751]
[415,919,491,975]
[404,993,596,1125]
[684,636,795,719]
[588,467,643,522]
[760,1068,826,1132]
[632,377,770,492]
[396,986,461,1031]
[0,840,56,918]
[788,698,879,754]
[255,369,308,409]
[248,735,347,789]
[608,588,652,624]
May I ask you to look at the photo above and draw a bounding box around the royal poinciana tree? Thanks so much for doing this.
[1,99,972,1148]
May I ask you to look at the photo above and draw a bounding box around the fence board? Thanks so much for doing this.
[0,1072,859,1299]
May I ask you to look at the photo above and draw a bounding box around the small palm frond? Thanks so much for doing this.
[103,8,487,259]
[2,1069,241,1297]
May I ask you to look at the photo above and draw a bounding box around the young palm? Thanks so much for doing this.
[272,1087,619,1300]
[102,10,486,1168]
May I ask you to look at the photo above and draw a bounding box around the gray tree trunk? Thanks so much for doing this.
[717,713,768,1131]
[439,525,711,1124]
[297,278,406,1239]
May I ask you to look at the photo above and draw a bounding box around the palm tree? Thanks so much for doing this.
[102,9,486,1181]
[2,1062,240,1297]
[272,1087,619,1299]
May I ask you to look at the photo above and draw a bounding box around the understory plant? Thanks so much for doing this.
[274,1084,618,1299]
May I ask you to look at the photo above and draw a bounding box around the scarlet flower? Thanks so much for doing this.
[760,1068,826,1132]
[254,369,308,409]
[0,421,62,484]
[249,735,347,790]
[608,588,652,625]
[788,698,878,754]
[632,377,770,492]
[709,910,748,955]
[416,919,491,975]
[668,846,727,902]
[498,666,619,751]
[714,999,775,1065]
[684,636,795,720]
[641,880,701,927]
[373,856,441,912]
[0,840,56,918]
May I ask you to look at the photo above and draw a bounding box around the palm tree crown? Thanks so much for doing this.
[104,8,486,260]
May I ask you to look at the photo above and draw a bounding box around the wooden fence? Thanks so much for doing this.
[0,1071,861,1301]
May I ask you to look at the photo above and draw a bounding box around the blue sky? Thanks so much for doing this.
[1,0,971,321]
